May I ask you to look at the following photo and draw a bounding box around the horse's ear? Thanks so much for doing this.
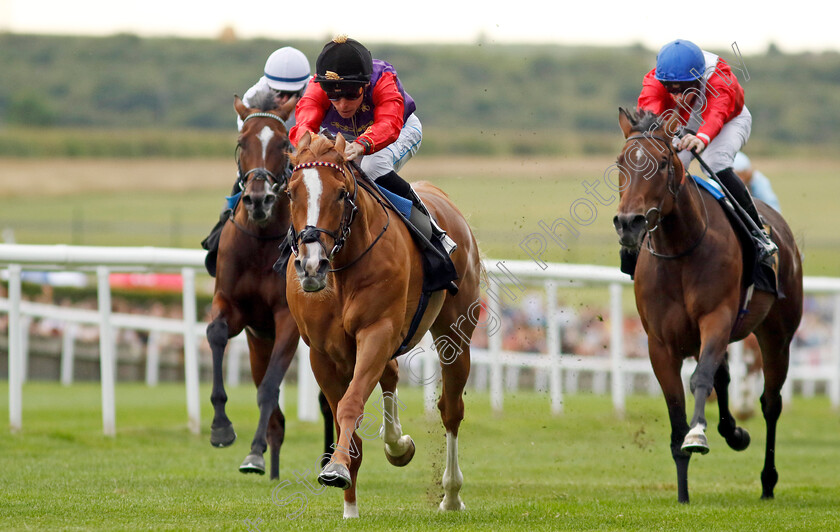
[296,131,312,151]
[618,107,634,138]
[334,133,346,156]
[277,95,298,121]
[234,95,250,120]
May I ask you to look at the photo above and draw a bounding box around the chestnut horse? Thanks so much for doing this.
[613,108,803,503]
[206,95,332,479]
[282,132,481,518]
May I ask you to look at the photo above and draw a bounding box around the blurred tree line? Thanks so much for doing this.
[1,32,839,157]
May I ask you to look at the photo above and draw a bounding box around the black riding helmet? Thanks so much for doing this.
[315,36,372,98]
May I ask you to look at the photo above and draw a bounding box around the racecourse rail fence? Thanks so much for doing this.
[2,244,839,435]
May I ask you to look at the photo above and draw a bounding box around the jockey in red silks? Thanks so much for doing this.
[637,39,777,263]
[290,35,458,289]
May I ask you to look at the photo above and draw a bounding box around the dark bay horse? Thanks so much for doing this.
[282,132,482,518]
[206,95,332,479]
[613,108,803,503]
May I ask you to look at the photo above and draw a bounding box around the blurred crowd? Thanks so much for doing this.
[0,283,837,383]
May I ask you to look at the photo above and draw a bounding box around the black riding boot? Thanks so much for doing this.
[715,167,778,264]
[200,178,243,277]
[376,171,459,293]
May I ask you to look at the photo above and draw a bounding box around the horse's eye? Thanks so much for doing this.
[337,189,347,201]
[659,159,668,170]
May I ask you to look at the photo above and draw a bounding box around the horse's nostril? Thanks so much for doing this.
[318,259,330,275]
[242,195,253,206]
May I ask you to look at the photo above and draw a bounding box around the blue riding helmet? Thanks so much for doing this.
[654,40,705,82]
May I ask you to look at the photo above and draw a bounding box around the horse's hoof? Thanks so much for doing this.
[210,424,236,448]
[239,454,266,475]
[438,497,465,511]
[725,427,751,451]
[681,427,710,455]
[385,436,416,467]
[318,462,352,490]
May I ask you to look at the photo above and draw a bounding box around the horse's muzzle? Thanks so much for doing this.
[293,250,330,292]
[243,192,276,224]
[613,213,646,249]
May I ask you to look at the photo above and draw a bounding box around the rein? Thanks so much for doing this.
[288,161,391,273]
[624,133,709,260]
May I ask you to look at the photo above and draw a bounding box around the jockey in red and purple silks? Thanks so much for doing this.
[290,35,457,270]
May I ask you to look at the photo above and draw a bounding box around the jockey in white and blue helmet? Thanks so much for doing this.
[238,46,312,131]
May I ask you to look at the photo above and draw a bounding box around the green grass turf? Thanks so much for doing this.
[2,382,839,530]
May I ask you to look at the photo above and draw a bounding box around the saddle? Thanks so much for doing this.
[619,176,779,301]
[691,175,779,298]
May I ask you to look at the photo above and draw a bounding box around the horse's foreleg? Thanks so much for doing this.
[318,391,334,469]
[379,359,415,466]
[325,323,396,518]
[207,316,236,447]
[714,355,751,451]
[242,321,298,478]
[684,318,732,455]
[307,350,356,515]
[649,341,691,503]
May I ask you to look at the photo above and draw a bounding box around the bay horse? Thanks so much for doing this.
[282,132,481,518]
[206,95,332,479]
[613,108,803,503]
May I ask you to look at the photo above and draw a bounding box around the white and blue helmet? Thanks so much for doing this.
[654,40,705,82]
[263,47,311,92]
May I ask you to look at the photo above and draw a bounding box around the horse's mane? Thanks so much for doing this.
[626,109,664,133]
[291,133,345,167]
[251,89,279,112]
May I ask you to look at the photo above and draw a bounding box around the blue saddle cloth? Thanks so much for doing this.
[691,174,725,200]
[374,184,413,218]
[226,191,242,210]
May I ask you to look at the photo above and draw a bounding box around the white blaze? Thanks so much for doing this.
[302,168,322,227]
[258,125,274,162]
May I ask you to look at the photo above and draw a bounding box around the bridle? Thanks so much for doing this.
[235,111,291,195]
[287,161,391,273]
[623,133,709,259]
[229,111,291,240]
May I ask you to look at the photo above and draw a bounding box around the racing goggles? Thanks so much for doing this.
[321,83,365,101]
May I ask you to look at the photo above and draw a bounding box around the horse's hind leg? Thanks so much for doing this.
[714,354,751,451]
[207,312,236,447]
[266,406,285,479]
[755,326,792,499]
[435,335,471,512]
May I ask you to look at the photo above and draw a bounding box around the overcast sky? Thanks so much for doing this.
[3,0,837,55]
